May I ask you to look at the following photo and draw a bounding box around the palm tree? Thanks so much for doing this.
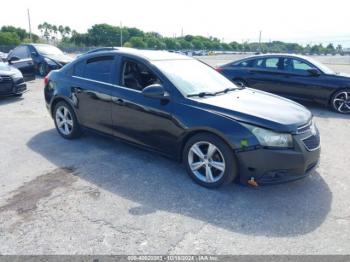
[58,25,64,39]
[64,26,71,37]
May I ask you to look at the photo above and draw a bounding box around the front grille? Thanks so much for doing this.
[302,134,320,151]
[0,75,13,94]
[0,75,12,82]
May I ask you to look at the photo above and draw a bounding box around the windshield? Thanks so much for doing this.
[307,57,335,74]
[153,59,238,96]
[34,45,63,56]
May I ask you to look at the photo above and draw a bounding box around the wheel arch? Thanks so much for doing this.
[328,87,350,105]
[178,128,238,161]
[50,96,77,119]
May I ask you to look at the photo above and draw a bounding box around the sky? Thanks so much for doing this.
[1,0,349,47]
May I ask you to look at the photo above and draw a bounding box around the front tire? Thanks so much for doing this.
[53,101,82,139]
[330,89,350,114]
[183,133,237,188]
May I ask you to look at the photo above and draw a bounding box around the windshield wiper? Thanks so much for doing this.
[214,87,237,95]
[187,92,216,98]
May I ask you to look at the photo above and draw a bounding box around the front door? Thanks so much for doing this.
[111,57,181,155]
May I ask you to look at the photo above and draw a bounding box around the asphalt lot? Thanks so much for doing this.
[0,57,350,255]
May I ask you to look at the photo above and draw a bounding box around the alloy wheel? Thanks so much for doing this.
[333,91,350,113]
[55,106,74,135]
[188,141,226,183]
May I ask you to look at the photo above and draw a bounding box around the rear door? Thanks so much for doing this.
[70,55,116,134]
[245,57,285,94]
[7,46,35,81]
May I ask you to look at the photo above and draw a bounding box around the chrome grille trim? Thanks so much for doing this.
[297,120,312,134]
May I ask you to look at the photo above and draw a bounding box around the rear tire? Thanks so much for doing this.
[183,133,237,188]
[330,89,350,114]
[53,101,82,139]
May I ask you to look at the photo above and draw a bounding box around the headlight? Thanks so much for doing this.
[242,123,293,148]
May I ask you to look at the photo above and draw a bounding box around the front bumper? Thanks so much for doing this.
[0,78,27,96]
[236,130,320,185]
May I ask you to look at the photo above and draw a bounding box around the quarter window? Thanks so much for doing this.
[234,60,251,67]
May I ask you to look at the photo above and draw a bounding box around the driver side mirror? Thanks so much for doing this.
[307,68,321,76]
[8,56,20,64]
[142,84,169,100]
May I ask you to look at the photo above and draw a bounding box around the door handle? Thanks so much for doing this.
[112,97,125,105]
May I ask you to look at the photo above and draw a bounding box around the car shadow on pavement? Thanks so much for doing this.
[27,129,332,237]
[0,96,24,106]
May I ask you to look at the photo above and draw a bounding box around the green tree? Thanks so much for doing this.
[1,26,27,40]
[326,43,335,55]
[88,24,120,46]
[128,37,147,48]
[336,44,343,54]
[164,38,180,50]
[0,32,21,45]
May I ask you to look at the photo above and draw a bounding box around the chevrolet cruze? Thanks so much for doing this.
[44,48,320,188]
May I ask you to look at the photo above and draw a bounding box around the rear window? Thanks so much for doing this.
[71,56,115,83]
[233,60,252,67]
[84,56,114,83]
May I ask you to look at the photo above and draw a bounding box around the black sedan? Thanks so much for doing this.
[44,48,320,188]
[0,61,35,96]
[7,44,73,76]
[217,54,350,114]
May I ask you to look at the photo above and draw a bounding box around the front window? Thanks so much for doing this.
[34,45,63,56]
[121,60,161,91]
[153,59,237,96]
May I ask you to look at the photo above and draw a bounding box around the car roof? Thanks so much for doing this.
[240,53,309,61]
[82,47,193,61]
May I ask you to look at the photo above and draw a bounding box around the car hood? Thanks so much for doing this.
[190,88,312,133]
[0,62,19,76]
[44,54,73,65]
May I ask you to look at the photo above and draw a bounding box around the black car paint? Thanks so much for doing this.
[44,50,320,185]
[0,62,29,96]
[218,54,350,105]
[7,44,72,75]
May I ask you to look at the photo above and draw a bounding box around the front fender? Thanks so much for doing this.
[174,103,259,150]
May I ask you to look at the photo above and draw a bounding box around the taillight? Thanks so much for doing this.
[44,76,49,86]
[215,67,223,73]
